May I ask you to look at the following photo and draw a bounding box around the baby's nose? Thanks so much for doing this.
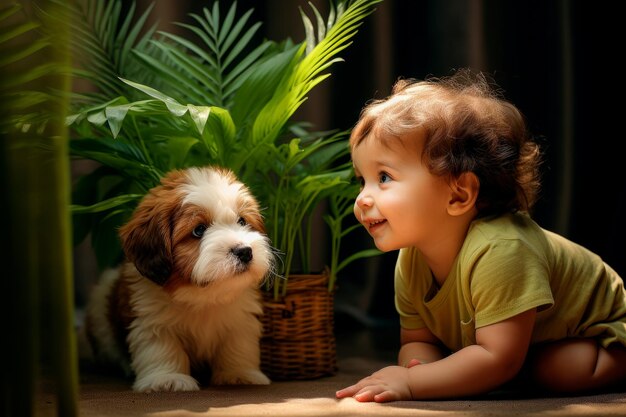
[355,192,373,209]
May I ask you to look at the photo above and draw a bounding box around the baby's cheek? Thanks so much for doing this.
[353,202,362,224]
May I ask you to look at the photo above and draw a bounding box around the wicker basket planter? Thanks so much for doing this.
[260,271,337,380]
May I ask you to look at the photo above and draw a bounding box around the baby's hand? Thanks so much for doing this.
[335,366,413,403]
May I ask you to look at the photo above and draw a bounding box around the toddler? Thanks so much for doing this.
[336,69,626,402]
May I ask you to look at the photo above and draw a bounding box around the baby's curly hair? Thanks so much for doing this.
[350,69,542,216]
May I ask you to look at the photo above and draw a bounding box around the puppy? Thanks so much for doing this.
[85,166,273,392]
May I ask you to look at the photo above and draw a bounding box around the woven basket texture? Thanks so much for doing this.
[260,271,337,380]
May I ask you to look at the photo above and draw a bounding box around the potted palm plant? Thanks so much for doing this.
[66,0,382,379]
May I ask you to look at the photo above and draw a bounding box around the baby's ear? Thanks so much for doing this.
[447,172,479,216]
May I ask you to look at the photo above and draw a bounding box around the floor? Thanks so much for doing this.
[36,315,626,417]
[34,291,626,417]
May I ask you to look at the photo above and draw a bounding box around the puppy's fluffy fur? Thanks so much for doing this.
[85,166,273,392]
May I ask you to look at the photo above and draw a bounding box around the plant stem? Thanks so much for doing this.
[1,2,79,415]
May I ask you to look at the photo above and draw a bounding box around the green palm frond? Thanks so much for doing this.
[228,41,302,143]
[134,2,271,108]
[0,3,54,131]
[248,0,382,162]
[0,6,46,67]
[53,0,157,105]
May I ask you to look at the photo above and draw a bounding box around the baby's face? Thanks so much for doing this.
[352,132,452,252]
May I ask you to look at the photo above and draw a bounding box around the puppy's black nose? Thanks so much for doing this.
[232,246,253,264]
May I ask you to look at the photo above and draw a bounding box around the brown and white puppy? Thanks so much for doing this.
[85,166,273,392]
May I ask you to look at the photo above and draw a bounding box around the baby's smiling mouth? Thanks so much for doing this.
[369,219,387,229]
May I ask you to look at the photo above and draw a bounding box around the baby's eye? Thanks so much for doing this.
[379,172,391,183]
[355,176,365,188]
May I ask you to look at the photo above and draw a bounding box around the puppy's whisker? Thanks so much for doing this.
[260,246,282,289]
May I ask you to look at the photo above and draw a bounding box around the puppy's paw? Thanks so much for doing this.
[133,372,200,392]
[211,369,271,386]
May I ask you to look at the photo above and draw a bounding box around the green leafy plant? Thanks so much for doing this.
[1,2,78,415]
[66,0,382,298]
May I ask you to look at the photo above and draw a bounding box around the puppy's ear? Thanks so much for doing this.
[119,185,180,285]
[232,175,266,234]
[246,208,266,234]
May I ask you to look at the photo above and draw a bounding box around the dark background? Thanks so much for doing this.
[77,0,625,331]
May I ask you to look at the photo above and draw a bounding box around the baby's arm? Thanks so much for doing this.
[398,327,447,366]
[336,308,536,401]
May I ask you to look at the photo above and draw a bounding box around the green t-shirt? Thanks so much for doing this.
[395,212,626,352]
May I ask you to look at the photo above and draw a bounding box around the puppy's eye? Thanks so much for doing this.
[192,224,207,238]
[237,217,247,227]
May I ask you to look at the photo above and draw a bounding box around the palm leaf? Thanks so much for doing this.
[143,40,218,102]
[132,49,211,104]
[138,2,268,108]
[0,3,60,131]
[54,0,158,104]
[70,193,143,214]
[250,0,382,151]
[229,41,301,143]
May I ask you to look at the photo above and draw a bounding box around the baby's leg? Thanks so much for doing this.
[529,339,626,393]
